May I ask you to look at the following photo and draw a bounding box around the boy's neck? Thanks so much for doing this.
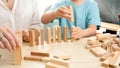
[72,0,84,6]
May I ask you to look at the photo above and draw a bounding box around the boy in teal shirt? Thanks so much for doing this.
[41,0,100,39]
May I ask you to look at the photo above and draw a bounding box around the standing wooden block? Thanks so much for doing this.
[57,27,61,43]
[46,27,51,44]
[68,6,74,22]
[64,26,68,42]
[52,27,56,43]
[29,29,35,47]
[90,47,108,57]
[46,58,69,68]
[34,29,39,45]
[40,28,44,45]
[109,51,120,68]
[14,30,22,65]
[71,26,75,42]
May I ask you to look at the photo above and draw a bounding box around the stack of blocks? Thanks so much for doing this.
[86,33,120,68]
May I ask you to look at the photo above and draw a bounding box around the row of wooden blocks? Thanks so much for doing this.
[86,33,120,68]
[29,26,76,46]
[24,51,70,68]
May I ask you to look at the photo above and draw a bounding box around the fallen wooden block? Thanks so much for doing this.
[31,51,49,57]
[96,33,112,41]
[54,55,71,60]
[112,44,120,51]
[113,38,120,47]
[100,52,114,61]
[109,51,120,68]
[87,40,99,45]
[24,55,43,62]
[46,58,69,68]
[90,47,108,57]
[42,57,50,63]
[86,43,102,49]
[101,57,113,67]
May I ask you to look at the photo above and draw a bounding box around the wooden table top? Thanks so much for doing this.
[0,37,118,68]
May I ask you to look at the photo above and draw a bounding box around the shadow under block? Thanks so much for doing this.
[90,47,108,57]
[54,55,71,60]
[40,28,44,45]
[52,27,56,43]
[46,27,51,44]
[46,58,69,68]
[64,26,68,42]
[67,6,74,22]
[109,51,120,68]
[14,30,22,65]
[29,30,35,47]
[57,27,61,43]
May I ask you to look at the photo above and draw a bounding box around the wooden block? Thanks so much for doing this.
[42,57,50,63]
[24,55,43,62]
[71,26,75,42]
[109,51,120,68]
[101,57,113,67]
[31,51,49,57]
[46,27,51,44]
[54,55,71,60]
[87,40,98,45]
[112,44,120,51]
[13,30,22,65]
[40,28,44,45]
[46,58,69,68]
[64,26,68,42]
[102,40,112,49]
[52,26,56,43]
[96,33,112,41]
[113,38,120,47]
[34,29,39,45]
[100,52,114,61]
[29,29,35,47]
[57,27,61,43]
[90,47,108,57]
[86,43,102,49]
[68,6,74,22]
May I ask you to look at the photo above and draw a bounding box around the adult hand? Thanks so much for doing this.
[71,27,83,39]
[0,26,20,52]
[22,30,29,42]
[55,6,71,18]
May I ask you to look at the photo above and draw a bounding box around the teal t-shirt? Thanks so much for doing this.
[50,0,100,38]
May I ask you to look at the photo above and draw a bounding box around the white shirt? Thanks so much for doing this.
[0,0,41,30]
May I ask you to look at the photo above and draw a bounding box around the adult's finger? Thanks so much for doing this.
[0,41,5,49]
[4,26,20,47]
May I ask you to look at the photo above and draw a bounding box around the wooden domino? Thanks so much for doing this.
[34,29,39,45]
[40,28,44,45]
[71,26,75,42]
[87,40,98,45]
[64,26,68,42]
[29,29,35,47]
[86,43,102,49]
[96,33,112,41]
[46,58,69,68]
[57,27,62,43]
[68,6,74,22]
[90,47,108,57]
[100,52,114,61]
[14,30,22,65]
[101,57,113,67]
[31,51,49,57]
[52,26,56,43]
[46,27,51,44]
[112,44,120,51]
[109,51,120,68]
[113,38,120,47]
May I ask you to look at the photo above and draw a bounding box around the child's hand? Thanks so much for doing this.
[55,6,71,18]
[22,30,29,42]
[71,27,83,39]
